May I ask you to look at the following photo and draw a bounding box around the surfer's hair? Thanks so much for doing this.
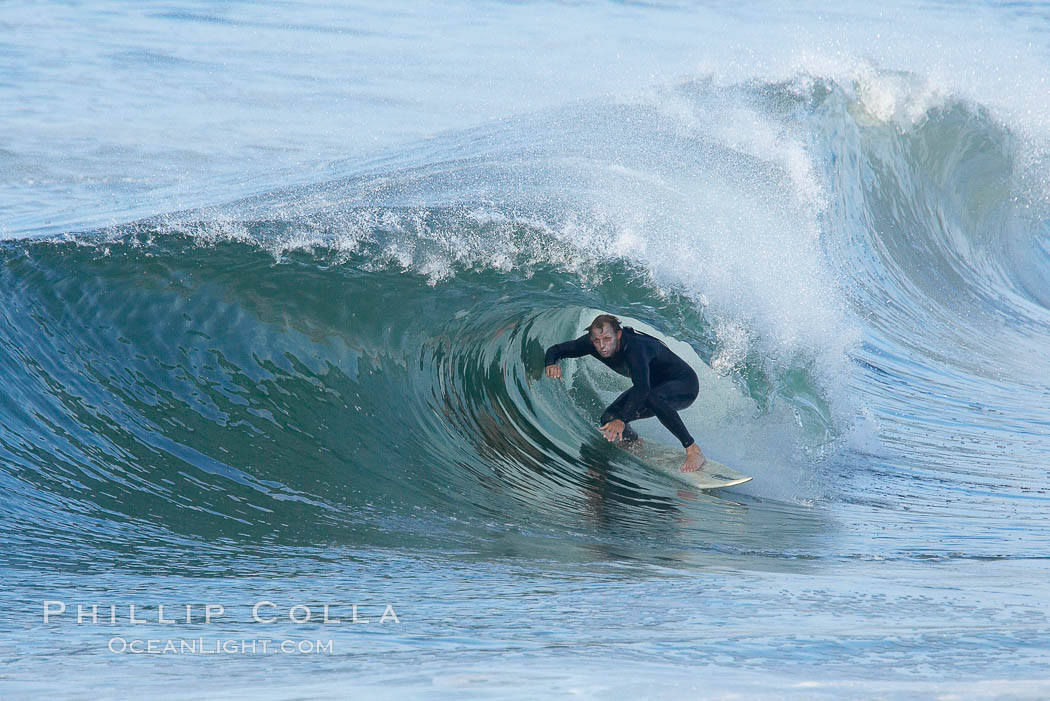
[586,314,622,336]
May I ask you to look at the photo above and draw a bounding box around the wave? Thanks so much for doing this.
[3,66,1049,562]
[0,226,830,561]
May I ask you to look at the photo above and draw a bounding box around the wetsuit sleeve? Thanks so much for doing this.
[544,334,593,366]
[608,342,652,421]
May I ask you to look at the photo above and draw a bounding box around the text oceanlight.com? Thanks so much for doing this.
[108,637,335,655]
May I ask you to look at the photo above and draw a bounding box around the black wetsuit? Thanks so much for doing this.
[543,327,699,448]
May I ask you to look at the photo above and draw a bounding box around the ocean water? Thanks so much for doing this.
[2,0,1050,698]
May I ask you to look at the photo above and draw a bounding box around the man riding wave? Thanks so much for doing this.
[543,314,706,472]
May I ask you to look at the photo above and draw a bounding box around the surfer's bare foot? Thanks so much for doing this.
[681,443,706,472]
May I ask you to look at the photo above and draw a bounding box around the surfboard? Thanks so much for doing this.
[652,457,752,490]
[630,442,753,490]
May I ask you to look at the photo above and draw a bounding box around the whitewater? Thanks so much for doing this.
[2,1,1049,698]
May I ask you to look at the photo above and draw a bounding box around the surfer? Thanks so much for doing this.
[543,314,706,472]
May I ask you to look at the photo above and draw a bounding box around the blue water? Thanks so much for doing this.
[2,1,1050,698]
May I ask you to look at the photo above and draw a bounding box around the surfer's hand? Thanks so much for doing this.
[545,364,561,379]
[599,419,625,442]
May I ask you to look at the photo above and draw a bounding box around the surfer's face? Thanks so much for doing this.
[590,325,621,358]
